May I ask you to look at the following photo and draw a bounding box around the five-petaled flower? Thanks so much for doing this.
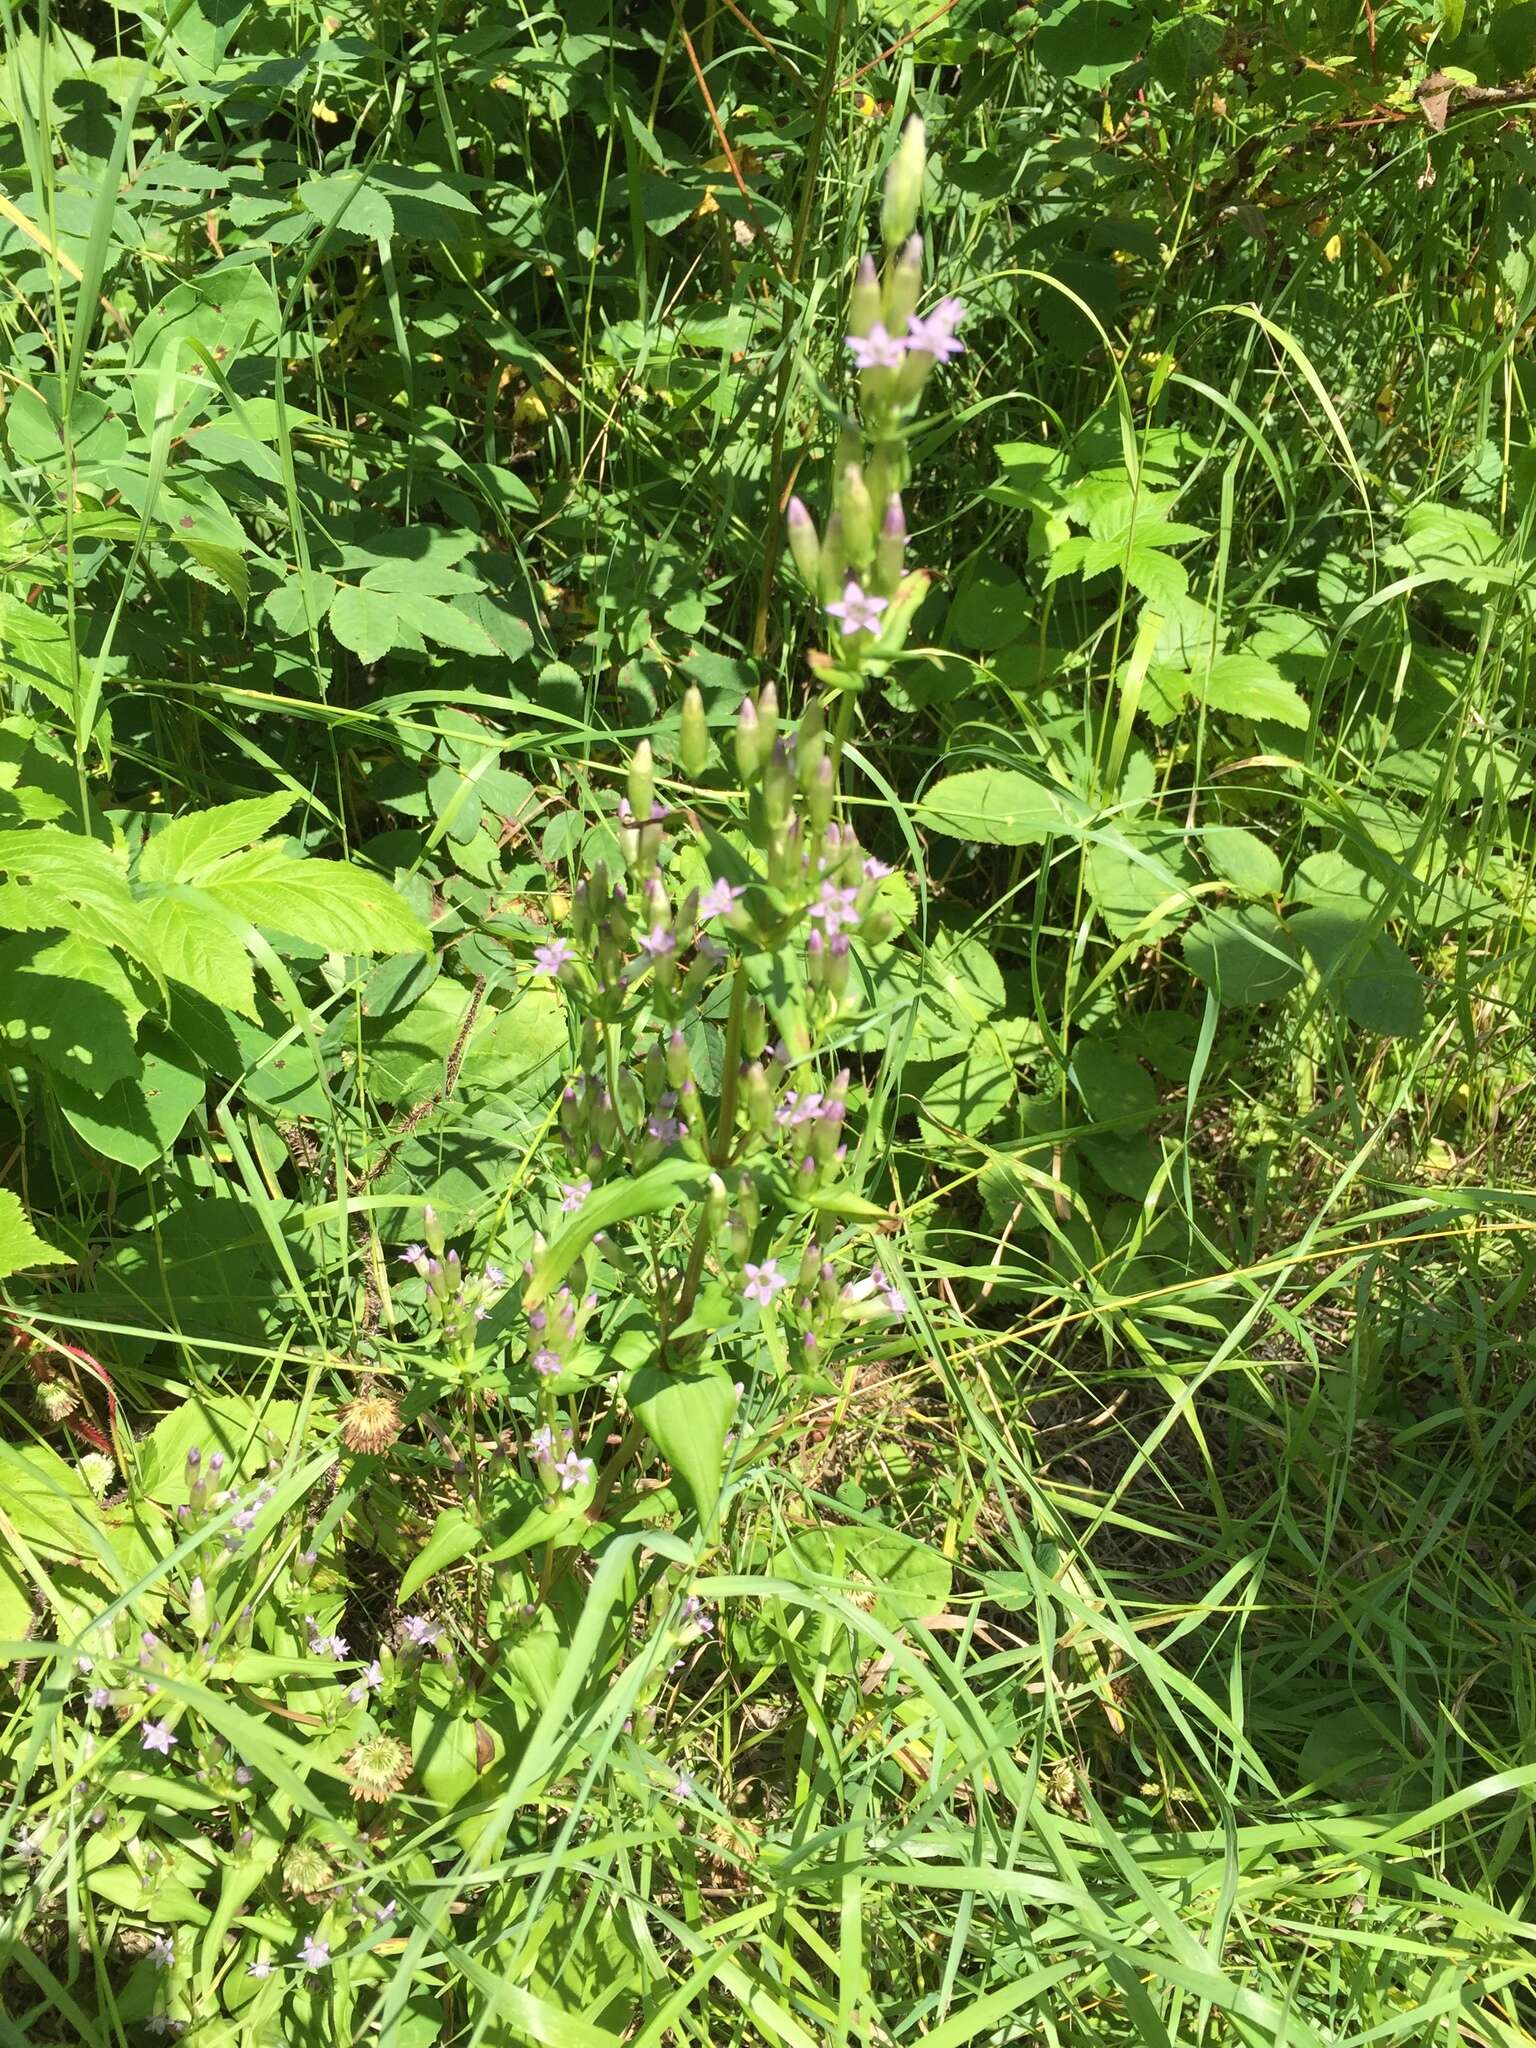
[825,579,888,638]
[533,938,575,976]
[636,926,676,959]
[698,878,745,921]
[151,1935,175,1970]
[297,1934,331,1971]
[247,1959,273,1979]
[671,1773,695,1801]
[141,1720,177,1755]
[402,1615,441,1648]
[559,1179,591,1213]
[845,322,907,370]
[743,1260,787,1308]
[553,1450,594,1492]
[809,880,860,934]
[532,1347,562,1377]
[907,296,966,362]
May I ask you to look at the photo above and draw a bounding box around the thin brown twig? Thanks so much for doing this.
[674,1,786,282]
[842,0,961,86]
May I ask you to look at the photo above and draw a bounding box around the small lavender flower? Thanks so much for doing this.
[141,1720,177,1756]
[553,1450,595,1492]
[862,856,894,880]
[845,322,906,370]
[297,1934,331,1971]
[671,1773,695,1801]
[559,1179,591,1213]
[532,1347,562,1377]
[374,1898,397,1924]
[529,1425,556,1463]
[248,1958,273,1979]
[235,1765,253,1786]
[636,925,677,959]
[743,1260,787,1308]
[698,878,745,921]
[151,1935,175,1970]
[825,579,889,638]
[647,1110,686,1145]
[402,1615,441,1648]
[484,1263,507,1289]
[533,938,576,976]
[90,1686,111,1711]
[400,1243,424,1263]
[907,295,966,362]
[810,880,860,933]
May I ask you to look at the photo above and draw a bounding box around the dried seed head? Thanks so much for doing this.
[340,1390,403,1456]
[344,1733,413,1803]
[282,1839,337,1900]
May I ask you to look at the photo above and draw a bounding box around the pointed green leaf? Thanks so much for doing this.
[628,1366,737,1523]
[0,1189,69,1277]
[1182,905,1302,1006]
[915,769,1092,845]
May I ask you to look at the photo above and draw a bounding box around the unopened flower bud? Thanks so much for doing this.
[743,998,769,1060]
[763,737,794,829]
[627,739,655,824]
[679,685,710,779]
[806,928,827,987]
[736,1174,761,1235]
[187,1576,209,1637]
[786,497,821,588]
[796,699,827,788]
[881,116,927,252]
[666,1028,690,1091]
[826,933,851,1002]
[705,1174,729,1231]
[798,1240,822,1294]
[836,463,875,570]
[849,252,880,337]
[887,233,923,332]
[819,511,848,604]
[743,1061,774,1134]
[876,494,906,591]
[807,754,836,836]
[735,696,764,784]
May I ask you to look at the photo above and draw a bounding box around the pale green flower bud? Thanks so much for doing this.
[743,1061,774,1133]
[679,686,710,779]
[796,698,827,788]
[807,753,835,836]
[881,117,926,251]
[735,696,766,783]
[836,464,876,570]
[743,998,768,1060]
[886,233,923,333]
[763,738,794,829]
[736,1173,761,1235]
[627,739,655,824]
[849,253,880,338]
[819,512,848,604]
[705,1173,728,1231]
[666,1028,690,1091]
[756,680,780,759]
[786,497,820,588]
[875,493,906,592]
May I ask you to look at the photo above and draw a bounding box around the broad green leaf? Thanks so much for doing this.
[400,1508,483,1602]
[950,566,1026,652]
[1291,850,1382,913]
[59,1021,204,1167]
[628,1366,737,1523]
[298,171,395,241]
[330,584,401,663]
[141,892,259,1017]
[1204,825,1284,898]
[525,1159,715,1308]
[1291,908,1425,1037]
[0,1187,69,1277]
[0,826,136,933]
[0,932,141,1090]
[137,793,294,884]
[1201,652,1309,728]
[1070,1041,1157,1127]
[195,843,429,955]
[1083,827,1197,938]
[390,590,502,657]
[915,768,1092,845]
[1182,905,1302,1006]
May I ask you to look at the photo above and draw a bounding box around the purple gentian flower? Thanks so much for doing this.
[824,579,889,638]
[743,1260,787,1308]
[297,1934,330,1971]
[559,1179,591,1213]
[698,878,745,921]
[141,1720,176,1755]
[533,938,575,976]
[845,322,906,370]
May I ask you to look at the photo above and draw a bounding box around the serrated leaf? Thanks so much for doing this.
[195,843,429,955]
[137,794,295,884]
[0,1188,69,1277]
[1182,905,1302,1006]
[1201,652,1309,728]
[329,584,401,664]
[1291,909,1425,1037]
[391,590,501,657]
[0,932,141,1090]
[141,893,258,1017]
[915,768,1092,845]
[1204,825,1284,898]
[59,1022,204,1167]
[0,826,136,933]
[1083,827,1197,938]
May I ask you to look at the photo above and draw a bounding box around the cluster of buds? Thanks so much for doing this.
[179,1445,276,1556]
[788,1241,908,1370]
[528,1421,596,1496]
[784,117,964,688]
[400,1205,506,1362]
[524,1279,598,1383]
